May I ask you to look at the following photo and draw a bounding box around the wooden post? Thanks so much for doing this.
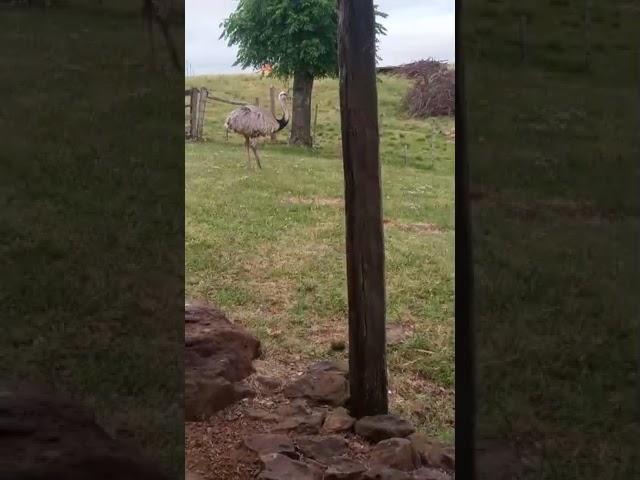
[455,11,474,476]
[519,15,528,62]
[312,103,319,147]
[270,86,277,141]
[338,0,388,418]
[189,88,200,140]
[197,88,208,140]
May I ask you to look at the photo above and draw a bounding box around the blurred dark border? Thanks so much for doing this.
[0,1,184,477]
[459,0,639,478]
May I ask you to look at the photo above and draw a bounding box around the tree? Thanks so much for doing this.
[221,0,387,147]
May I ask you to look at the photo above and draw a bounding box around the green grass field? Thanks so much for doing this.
[464,0,639,478]
[1,3,184,477]
[185,74,455,440]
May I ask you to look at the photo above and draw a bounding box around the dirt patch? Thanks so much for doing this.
[186,356,454,480]
[384,218,444,234]
[282,196,344,207]
[186,359,372,480]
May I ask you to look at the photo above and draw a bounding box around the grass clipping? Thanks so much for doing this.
[381,59,455,118]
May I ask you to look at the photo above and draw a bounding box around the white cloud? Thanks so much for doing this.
[185,0,454,75]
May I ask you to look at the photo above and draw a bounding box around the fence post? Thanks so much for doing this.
[338,0,388,418]
[270,86,277,141]
[189,87,200,139]
[312,103,319,147]
[197,88,208,140]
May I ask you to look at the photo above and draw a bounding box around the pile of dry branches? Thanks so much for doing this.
[379,59,455,118]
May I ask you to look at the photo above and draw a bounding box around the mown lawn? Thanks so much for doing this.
[185,74,455,440]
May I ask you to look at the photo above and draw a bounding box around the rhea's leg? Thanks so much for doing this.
[245,137,252,169]
[251,142,262,170]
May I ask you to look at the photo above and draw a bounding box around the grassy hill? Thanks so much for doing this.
[185,74,455,440]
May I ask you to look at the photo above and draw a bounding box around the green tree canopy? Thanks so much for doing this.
[220,0,387,146]
[220,0,387,80]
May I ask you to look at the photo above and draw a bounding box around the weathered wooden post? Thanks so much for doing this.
[189,87,200,139]
[196,87,208,140]
[338,0,388,418]
[270,86,277,141]
[455,16,474,477]
[313,103,319,147]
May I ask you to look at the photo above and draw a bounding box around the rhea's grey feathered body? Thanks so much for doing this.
[224,91,290,169]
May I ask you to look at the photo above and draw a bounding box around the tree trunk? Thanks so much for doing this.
[289,70,314,147]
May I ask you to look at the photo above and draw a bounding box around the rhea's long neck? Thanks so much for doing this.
[279,97,289,125]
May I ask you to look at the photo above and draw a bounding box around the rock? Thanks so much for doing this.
[442,449,454,471]
[284,368,349,407]
[185,376,252,421]
[185,471,205,480]
[258,453,324,480]
[363,466,413,480]
[295,435,348,464]
[185,302,261,420]
[256,375,281,390]
[0,384,170,480]
[355,415,415,443]
[276,399,312,417]
[370,438,421,471]
[324,458,367,479]
[411,467,452,480]
[272,412,326,435]
[408,434,454,471]
[308,359,349,376]
[246,408,280,422]
[322,407,356,434]
[244,433,296,456]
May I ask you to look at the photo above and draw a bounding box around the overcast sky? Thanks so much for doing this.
[185,0,454,75]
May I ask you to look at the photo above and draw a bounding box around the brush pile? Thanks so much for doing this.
[379,59,455,118]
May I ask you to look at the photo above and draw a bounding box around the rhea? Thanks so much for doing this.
[224,91,290,169]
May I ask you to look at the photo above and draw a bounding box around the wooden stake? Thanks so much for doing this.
[270,86,277,141]
[197,88,208,140]
[313,103,319,147]
[338,0,388,418]
[189,88,200,140]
